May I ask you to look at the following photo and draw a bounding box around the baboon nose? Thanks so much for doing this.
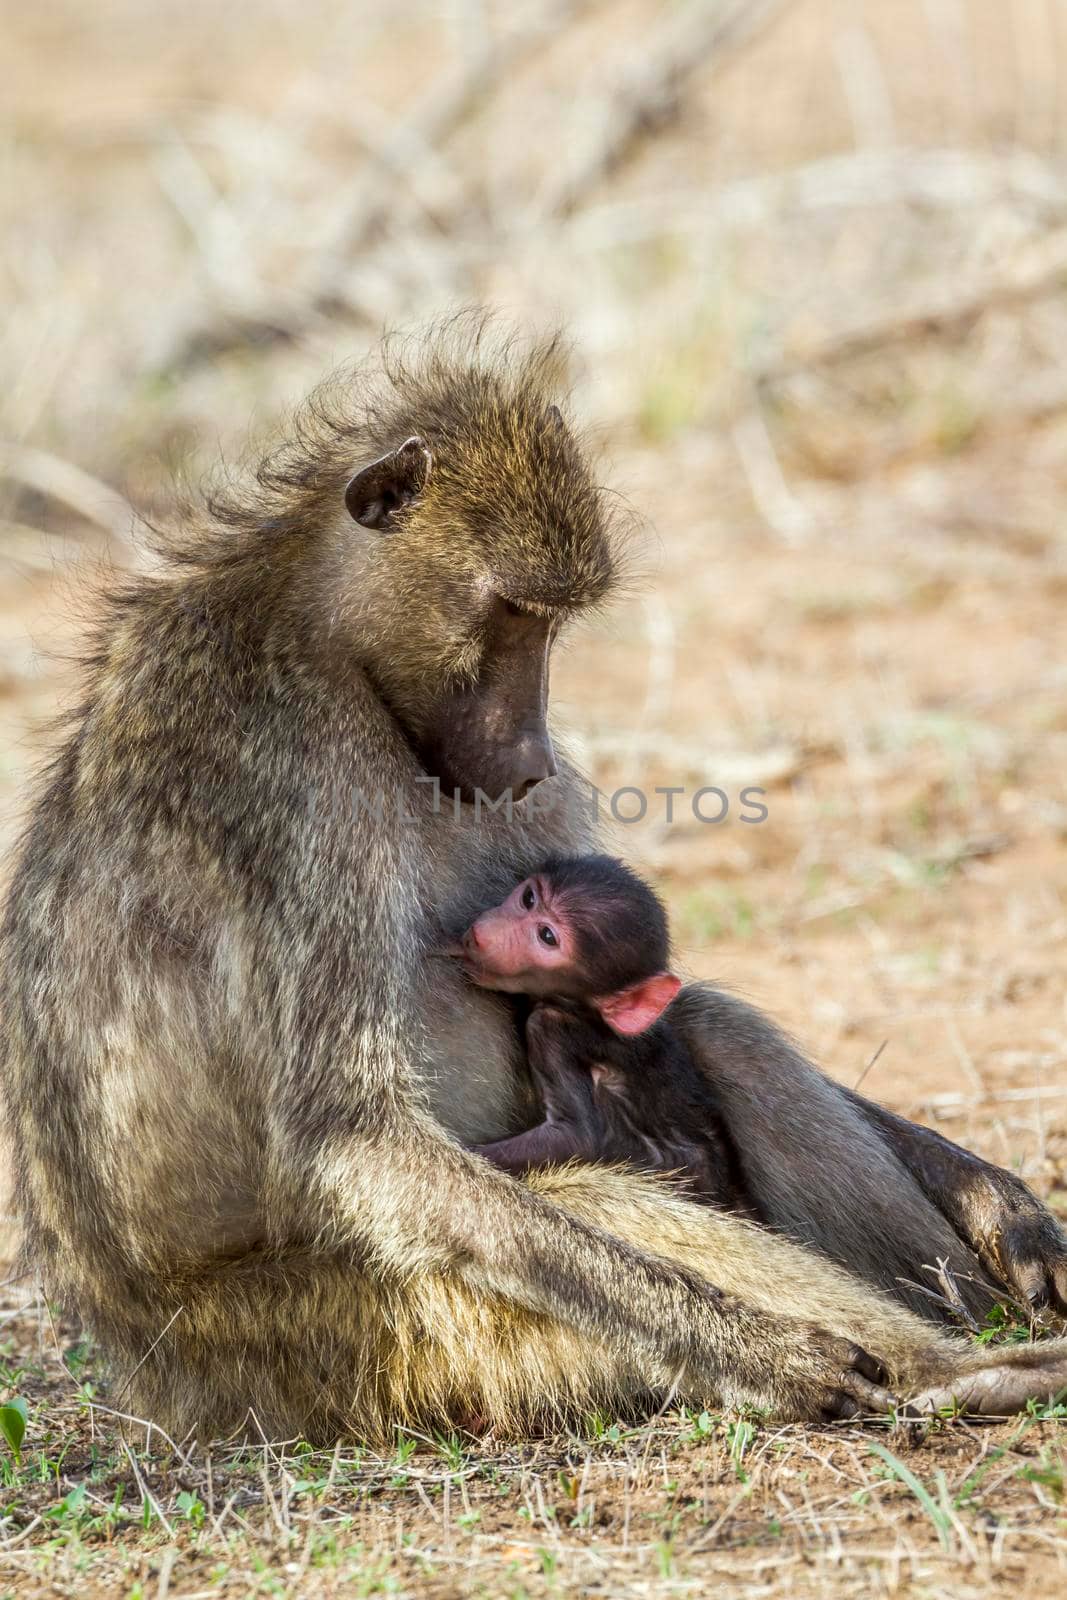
[512,734,557,797]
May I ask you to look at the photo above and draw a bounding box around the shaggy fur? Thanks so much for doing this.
[2,321,1066,1443]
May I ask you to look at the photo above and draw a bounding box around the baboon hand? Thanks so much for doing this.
[739,1325,899,1423]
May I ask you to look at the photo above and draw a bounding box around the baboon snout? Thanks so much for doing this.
[510,730,557,796]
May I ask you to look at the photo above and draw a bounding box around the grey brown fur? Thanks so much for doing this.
[2,322,1067,1442]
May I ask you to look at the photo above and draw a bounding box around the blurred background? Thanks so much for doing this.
[2,0,1066,1194]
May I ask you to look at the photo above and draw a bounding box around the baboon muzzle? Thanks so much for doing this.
[419,612,556,803]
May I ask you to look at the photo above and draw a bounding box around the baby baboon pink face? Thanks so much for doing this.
[450,862,682,1035]
[454,876,573,996]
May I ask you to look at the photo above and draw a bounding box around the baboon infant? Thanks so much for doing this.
[451,855,749,1208]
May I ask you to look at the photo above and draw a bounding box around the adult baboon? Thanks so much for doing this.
[2,326,1066,1441]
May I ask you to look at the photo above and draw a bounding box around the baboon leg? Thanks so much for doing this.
[908,1339,1067,1415]
[123,1170,1067,1443]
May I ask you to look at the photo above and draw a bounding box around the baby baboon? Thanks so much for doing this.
[2,322,1066,1443]
[456,854,748,1210]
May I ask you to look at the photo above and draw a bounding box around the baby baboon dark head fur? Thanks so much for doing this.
[183,320,624,800]
[530,853,672,997]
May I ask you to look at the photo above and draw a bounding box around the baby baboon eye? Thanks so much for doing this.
[521,883,536,911]
[538,924,557,947]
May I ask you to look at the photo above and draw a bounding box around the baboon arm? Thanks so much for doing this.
[845,1091,1067,1314]
[331,1118,898,1421]
[473,1008,606,1174]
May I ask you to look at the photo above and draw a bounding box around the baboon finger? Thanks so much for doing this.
[821,1375,898,1422]
[1008,1254,1050,1308]
[997,1216,1067,1312]
[820,1366,899,1419]
[1053,1260,1067,1315]
[822,1392,860,1422]
[846,1343,890,1388]
[824,1338,890,1388]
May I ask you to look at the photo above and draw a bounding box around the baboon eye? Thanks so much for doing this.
[521,883,536,911]
[538,925,557,947]
[501,598,528,619]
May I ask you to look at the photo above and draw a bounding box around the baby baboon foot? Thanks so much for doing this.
[910,1358,1067,1417]
[990,1212,1067,1314]
[958,1162,1067,1312]
[761,1329,900,1423]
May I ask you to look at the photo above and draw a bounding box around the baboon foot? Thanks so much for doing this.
[909,1354,1067,1417]
[989,1209,1067,1313]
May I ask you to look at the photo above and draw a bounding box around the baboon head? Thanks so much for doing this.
[327,334,621,801]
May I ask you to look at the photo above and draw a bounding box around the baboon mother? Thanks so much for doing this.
[3,329,1067,1441]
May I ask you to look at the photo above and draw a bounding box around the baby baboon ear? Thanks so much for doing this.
[545,403,565,434]
[345,436,432,530]
[595,973,682,1037]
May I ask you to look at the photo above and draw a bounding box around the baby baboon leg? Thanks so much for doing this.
[670,985,1003,1321]
[845,1091,1067,1313]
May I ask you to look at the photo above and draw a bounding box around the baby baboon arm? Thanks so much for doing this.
[474,1121,592,1174]
[334,1119,898,1422]
[847,1092,1067,1313]
[474,1013,609,1174]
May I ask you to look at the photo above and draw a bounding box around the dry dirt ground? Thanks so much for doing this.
[2,0,1067,1595]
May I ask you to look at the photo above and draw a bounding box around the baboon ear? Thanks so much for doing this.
[345,436,432,530]
[545,403,565,434]
[594,973,682,1037]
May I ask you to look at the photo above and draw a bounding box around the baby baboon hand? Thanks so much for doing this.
[756,1326,899,1423]
[526,1002,580,1039]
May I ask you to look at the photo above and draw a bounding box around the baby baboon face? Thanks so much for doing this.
[453,855,681,1033]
